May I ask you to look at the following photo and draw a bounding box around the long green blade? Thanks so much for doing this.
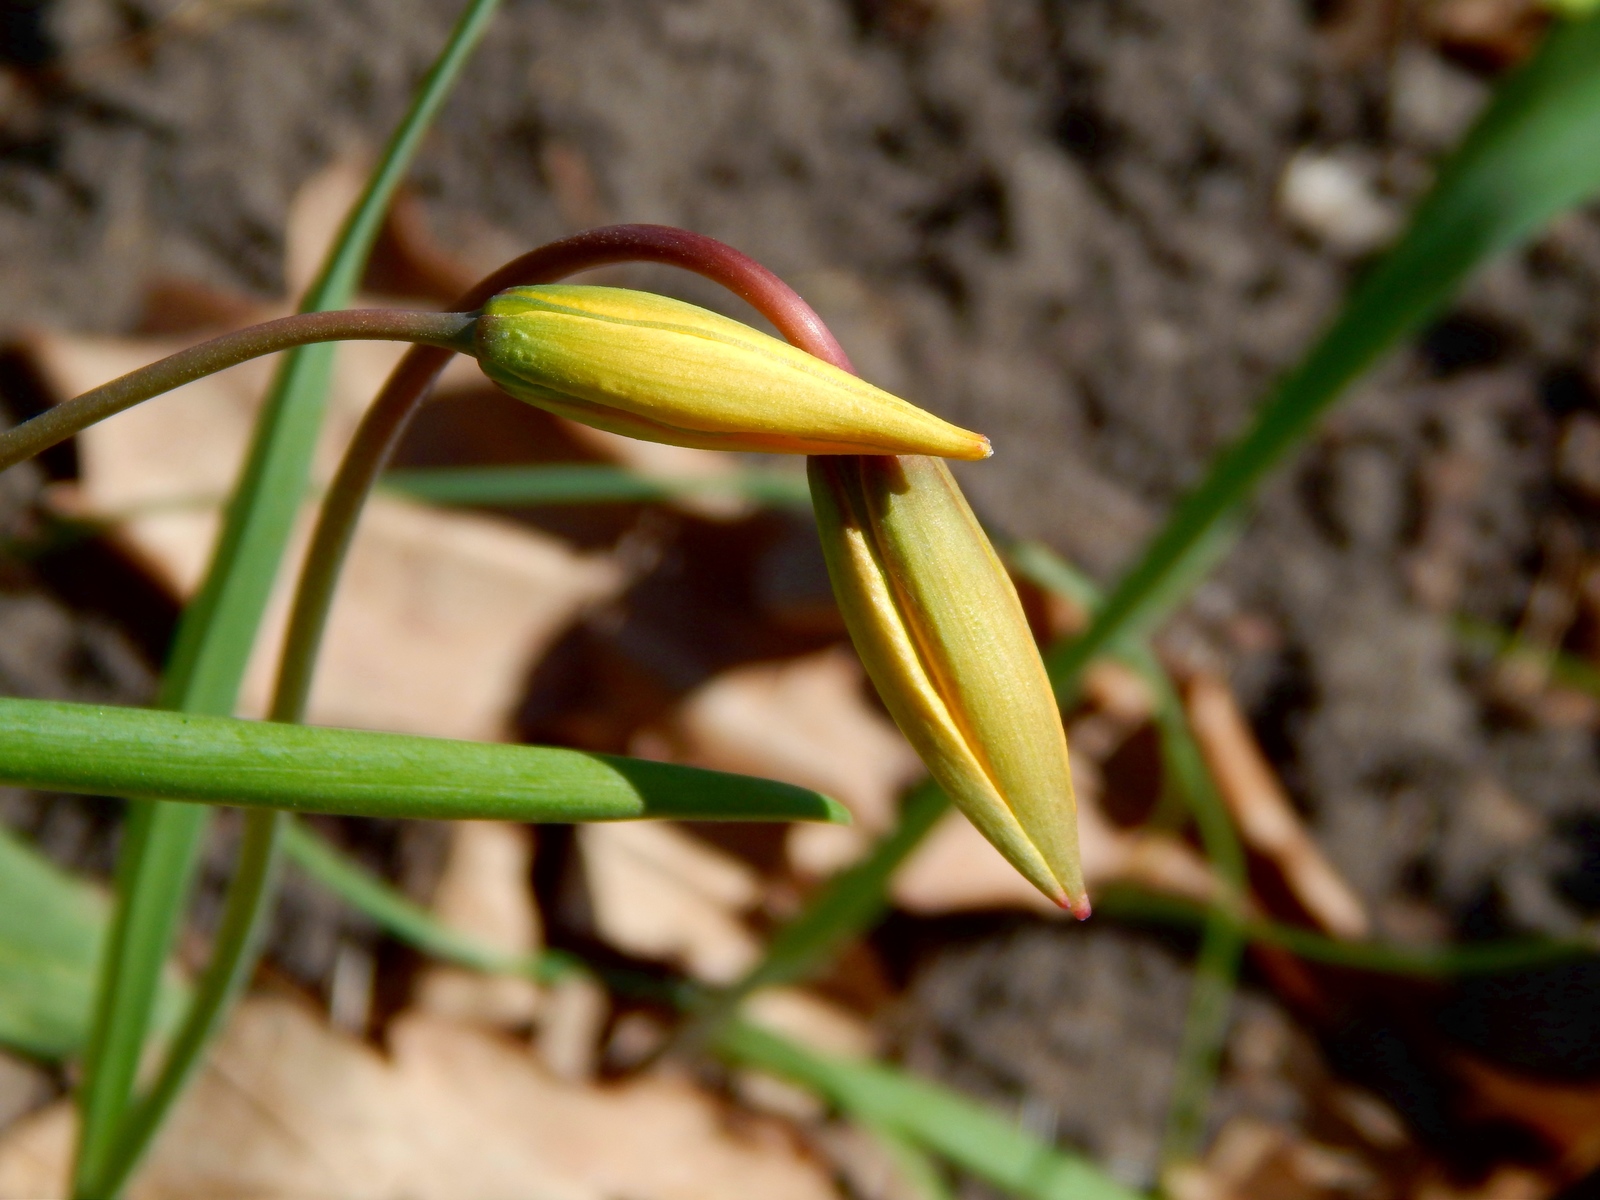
[718,1022,1142,1200]
[0,826,186,1060]
[279,821,1139,1200]
[0,699,845,824]
[383,463,813,509]
[682,782,949,1051]
[74,4,505,1188]
[1046,12,1600,691]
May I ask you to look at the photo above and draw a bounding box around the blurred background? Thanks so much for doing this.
[1,1,1600,1197]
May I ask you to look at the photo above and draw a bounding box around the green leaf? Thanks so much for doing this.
[0,825,185,1060]
[1045,12,1600,692]
[74,2,505,1191]
[1453,616,1600,697]
[685,781,948,1047]
[277,822,1140,1200]
[1094,886,1592,975]
[0,699,847,825]
[717,1021,1143,1200]
[383,463,813,509]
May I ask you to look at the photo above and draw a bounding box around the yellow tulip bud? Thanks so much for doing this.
[808,454,1087,915]
[474,286,991,459]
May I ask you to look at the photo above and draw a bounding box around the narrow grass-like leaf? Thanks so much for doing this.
[682,782,948,1046]
[1094,887,1592,975]
[73,4,504,1193]
[1045,12,1600,693]
[724,781,946,995]
[865,1122,959,1200]
[280,819,553,978]
[0,826,186,1059]
[277,821,1139,1200]
[0,699,846,824]
[382,463,812,508]
[718,1021,1142,1200]
[1453,616,1600,696]
[1009,541,1247,1164]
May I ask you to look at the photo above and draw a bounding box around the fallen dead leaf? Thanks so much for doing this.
[809,1123,935,1200]
[742,988,877,1060]
[277,495,621,740]
[21,160,627,741]
[1162,1115,1377,1200]
[0,996,840,1200]
[1186,672,1370,940]
[892,740,1217,916]
[1450,1052,1600,1179]
[578,822,762,984]
[414,821,542,1028]
[1411,1165,1551,1200]
[734,989,876,1123]
[657,648,922,878]
[536,973,609,1083]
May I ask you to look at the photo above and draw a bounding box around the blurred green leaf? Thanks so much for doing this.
[383,463,812,509]
[1045,12,1600,693]
[280,820,1144,1200]
[1095,886,1593,975]
[1453,616,1600,696]
[0,826,184,1060]
[718,1021,1143,1200]
[75,4,506,1192]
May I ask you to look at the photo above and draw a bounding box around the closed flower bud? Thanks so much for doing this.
[809,454,1088,915]
[474,285,991,459]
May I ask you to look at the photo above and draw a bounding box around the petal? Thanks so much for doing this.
[476,286,990,460]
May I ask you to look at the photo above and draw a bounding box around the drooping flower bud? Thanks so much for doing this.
[474,285,991,459]
[809,454,1088,915]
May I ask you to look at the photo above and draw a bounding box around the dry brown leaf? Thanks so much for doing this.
[742,988,877,1060]
[536,973,609,1083]
[1451,1052,1600,1178]
[892,738,1217,915]
[32,350,624,742]
[21,163,626,741]
[578,822,762,983]
[0,997,839,1200]
[270,495,621,740]
[809,1123,934,1200]
[733,990,877,1124]
[284,158,368,302]
[660,648,921,878]
[1411,1165,1551,1200]
[414,822,542,1028]
[1186,672,1370,940]
[1162,1116,1377,1200]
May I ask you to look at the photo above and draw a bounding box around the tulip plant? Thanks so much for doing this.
[8,2,1596,1194]
[0,216,1086,1194]
[0,228,1085,912]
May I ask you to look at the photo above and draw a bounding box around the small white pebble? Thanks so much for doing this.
[1279,149,1400,255]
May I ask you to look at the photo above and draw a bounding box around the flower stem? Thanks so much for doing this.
[277,224,853,721]
[0,308,475,476]
[119,226,855,1200]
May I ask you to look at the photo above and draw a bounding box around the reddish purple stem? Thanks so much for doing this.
[273,225,855,720]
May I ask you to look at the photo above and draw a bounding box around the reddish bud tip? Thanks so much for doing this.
[1062,894,1092,921]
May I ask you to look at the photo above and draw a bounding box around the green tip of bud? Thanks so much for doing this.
[809,454,1086,910]
[817,794,855,826]
[473,285,990,459]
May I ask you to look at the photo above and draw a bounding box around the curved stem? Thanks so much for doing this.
[278,224,854,722]
[0,309,474,476]
[91,226,858,1198]
[96,809,285,1194]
